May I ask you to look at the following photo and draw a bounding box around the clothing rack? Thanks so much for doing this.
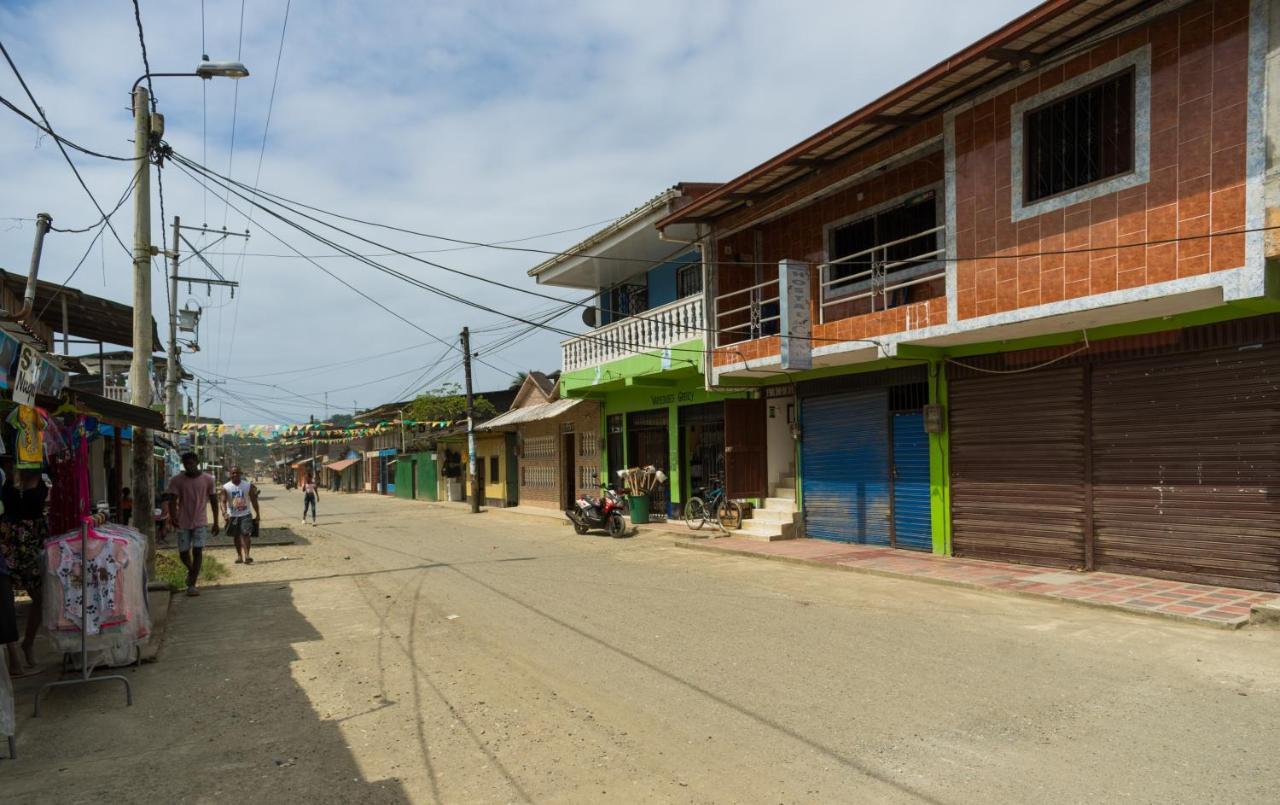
[33,518,133,716]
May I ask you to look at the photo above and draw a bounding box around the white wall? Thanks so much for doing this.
[765,395,796,495]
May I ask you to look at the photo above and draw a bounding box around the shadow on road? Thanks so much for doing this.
[4,573,411,802]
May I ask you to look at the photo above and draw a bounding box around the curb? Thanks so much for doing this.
[673,540,1254,631]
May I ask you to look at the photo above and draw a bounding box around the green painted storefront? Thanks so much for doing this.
[560,339,749,514]
[393,451,438,502]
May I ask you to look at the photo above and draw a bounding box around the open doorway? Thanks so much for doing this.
[562,432,576,509]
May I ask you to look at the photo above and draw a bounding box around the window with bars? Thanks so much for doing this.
[579,431,599,458]
[828,193,939,286]
[1024,70,1135,203]
[676,263,702,299]
[578,465,599,490]
[523,435,555,459]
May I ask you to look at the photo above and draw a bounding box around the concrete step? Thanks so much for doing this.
[774,476,796,489]
[749,508,797,524]
[733,521,798,541]
[763,496,797,510]
[769,487,796,502]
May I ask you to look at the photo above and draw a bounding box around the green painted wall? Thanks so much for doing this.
[598,373,749,506]
[394,452,437,501]
[559,339,705,397]
[927,362,950,556]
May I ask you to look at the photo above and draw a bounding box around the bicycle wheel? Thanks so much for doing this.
[684,497,707,530]
[716,499,743,532]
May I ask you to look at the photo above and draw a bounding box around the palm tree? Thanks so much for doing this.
[510,371,528,389]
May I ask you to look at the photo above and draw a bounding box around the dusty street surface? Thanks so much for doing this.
[5,484,1279,803]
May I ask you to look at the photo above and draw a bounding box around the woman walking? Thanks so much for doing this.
[302,475,318,525]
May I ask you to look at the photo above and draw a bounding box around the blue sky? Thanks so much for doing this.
[0,0,1037,424]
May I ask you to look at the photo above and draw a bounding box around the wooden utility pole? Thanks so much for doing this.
[129,85,155,573]
[461,326,479,514]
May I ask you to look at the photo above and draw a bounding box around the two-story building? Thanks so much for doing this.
[533,185,800,536]
[656,0,1280,591]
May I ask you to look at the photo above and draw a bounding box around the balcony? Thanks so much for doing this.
[711,223,949,371]
[103,384,130,403]
[561,295,705,373]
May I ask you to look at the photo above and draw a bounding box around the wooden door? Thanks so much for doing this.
[724,398,767,499]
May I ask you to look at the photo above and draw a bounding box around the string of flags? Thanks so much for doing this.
[179,419,455,441]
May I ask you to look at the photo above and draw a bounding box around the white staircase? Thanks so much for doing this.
[734,467,799,541]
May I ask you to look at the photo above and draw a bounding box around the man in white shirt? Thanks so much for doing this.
[219,465,260,565]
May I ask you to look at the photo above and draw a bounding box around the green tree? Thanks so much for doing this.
[327,413,355,428]
[406,383,497,423]
[510,371,528,389]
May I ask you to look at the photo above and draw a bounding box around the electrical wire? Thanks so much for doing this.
[170,153,718,357]
[0,44,134,258]
[35,165,142,320]
[223,0,291,378]
[169,157,540,372]
[0,93,139,162]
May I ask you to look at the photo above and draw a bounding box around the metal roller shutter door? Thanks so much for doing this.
[801,390,890,544]
[950,366,1087,568]
[1092,345,1280,591]
[891,412,932,551]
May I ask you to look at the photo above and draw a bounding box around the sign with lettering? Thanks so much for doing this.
[778,259,812,370]
[12,344,40,407]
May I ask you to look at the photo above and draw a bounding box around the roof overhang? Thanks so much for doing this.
[657,0,1160,230]
[0,269,162,348]
[528,185,712,290]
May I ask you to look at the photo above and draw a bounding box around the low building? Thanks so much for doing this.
[477,372,601,512]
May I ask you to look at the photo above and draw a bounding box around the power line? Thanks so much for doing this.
[36,165,143,320]
[0,43,134,258]
[168,157,515,373]
[163,216,631,260]
[167,155,721,362]
[0,93,139,162]
[223,0,291,378]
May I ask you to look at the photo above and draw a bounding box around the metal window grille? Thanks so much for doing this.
[1025,70,1135,203]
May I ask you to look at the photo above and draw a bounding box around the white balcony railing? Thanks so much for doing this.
[103,384,130,402]
[562,295,705,373]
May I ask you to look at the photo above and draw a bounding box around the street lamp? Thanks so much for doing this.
[129,60,248,571]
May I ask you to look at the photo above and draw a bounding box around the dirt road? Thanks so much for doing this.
[6,485,1278,803]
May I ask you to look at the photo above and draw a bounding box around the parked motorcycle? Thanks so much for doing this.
[567,486,626,537]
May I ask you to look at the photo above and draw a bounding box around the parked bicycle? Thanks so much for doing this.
[684,478,743,533]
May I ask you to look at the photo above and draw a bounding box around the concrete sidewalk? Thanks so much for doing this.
[676,537,1280,629]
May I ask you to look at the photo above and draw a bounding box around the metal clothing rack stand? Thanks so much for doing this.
[1,646,14,759]
[33,519,133,716]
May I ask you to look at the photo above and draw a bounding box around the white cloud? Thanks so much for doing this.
[0,0,1037,423]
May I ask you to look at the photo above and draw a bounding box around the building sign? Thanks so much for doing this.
[778,259,812,370]
[12,344,40,407]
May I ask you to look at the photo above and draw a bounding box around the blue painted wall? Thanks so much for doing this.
[599,250,698,325]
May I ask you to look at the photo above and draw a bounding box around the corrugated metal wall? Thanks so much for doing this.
[950,366,1088,568]
[1091,344,1280,591]
[891,412,932,551]
[801,390,890,544]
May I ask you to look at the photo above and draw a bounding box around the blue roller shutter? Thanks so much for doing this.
[891,412,931,551]
[801,390,889,544]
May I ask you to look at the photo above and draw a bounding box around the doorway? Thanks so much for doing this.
[562,432,576,510]
[475,457,486,505]
[410,460,418,500]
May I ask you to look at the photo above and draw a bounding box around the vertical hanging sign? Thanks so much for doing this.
[12,344,40,407]
[778,259,812,370]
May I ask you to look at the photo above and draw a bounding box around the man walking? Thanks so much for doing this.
[302,475,319,525]
[167,452,220,597]
[219,465,260,565]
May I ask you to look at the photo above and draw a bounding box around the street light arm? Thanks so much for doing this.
[130,72,201,95]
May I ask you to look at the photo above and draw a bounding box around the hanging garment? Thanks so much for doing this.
[14,405,44,468]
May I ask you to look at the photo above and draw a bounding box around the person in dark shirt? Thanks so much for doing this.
[120,487,133,526]
[0,467,48,671]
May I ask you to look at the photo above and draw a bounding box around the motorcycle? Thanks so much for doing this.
[567,486,627,537]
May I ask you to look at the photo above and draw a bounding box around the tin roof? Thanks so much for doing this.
[657,0,1157,229]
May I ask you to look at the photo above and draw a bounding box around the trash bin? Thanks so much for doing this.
[628,494,651,525]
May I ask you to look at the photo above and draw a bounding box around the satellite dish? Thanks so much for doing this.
[581,306,598,328]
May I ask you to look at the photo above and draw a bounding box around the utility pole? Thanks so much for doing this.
[129,85,156,572]
[165,215,181,431]
[461,326,479,513]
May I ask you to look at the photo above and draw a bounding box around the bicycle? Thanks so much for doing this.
[684,478,743,533]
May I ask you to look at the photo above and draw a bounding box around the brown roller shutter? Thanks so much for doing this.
[1091,344,1280,591]
[950,366,1087,568]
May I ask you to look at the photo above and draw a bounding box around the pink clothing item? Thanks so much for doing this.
[167,472,217,529]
